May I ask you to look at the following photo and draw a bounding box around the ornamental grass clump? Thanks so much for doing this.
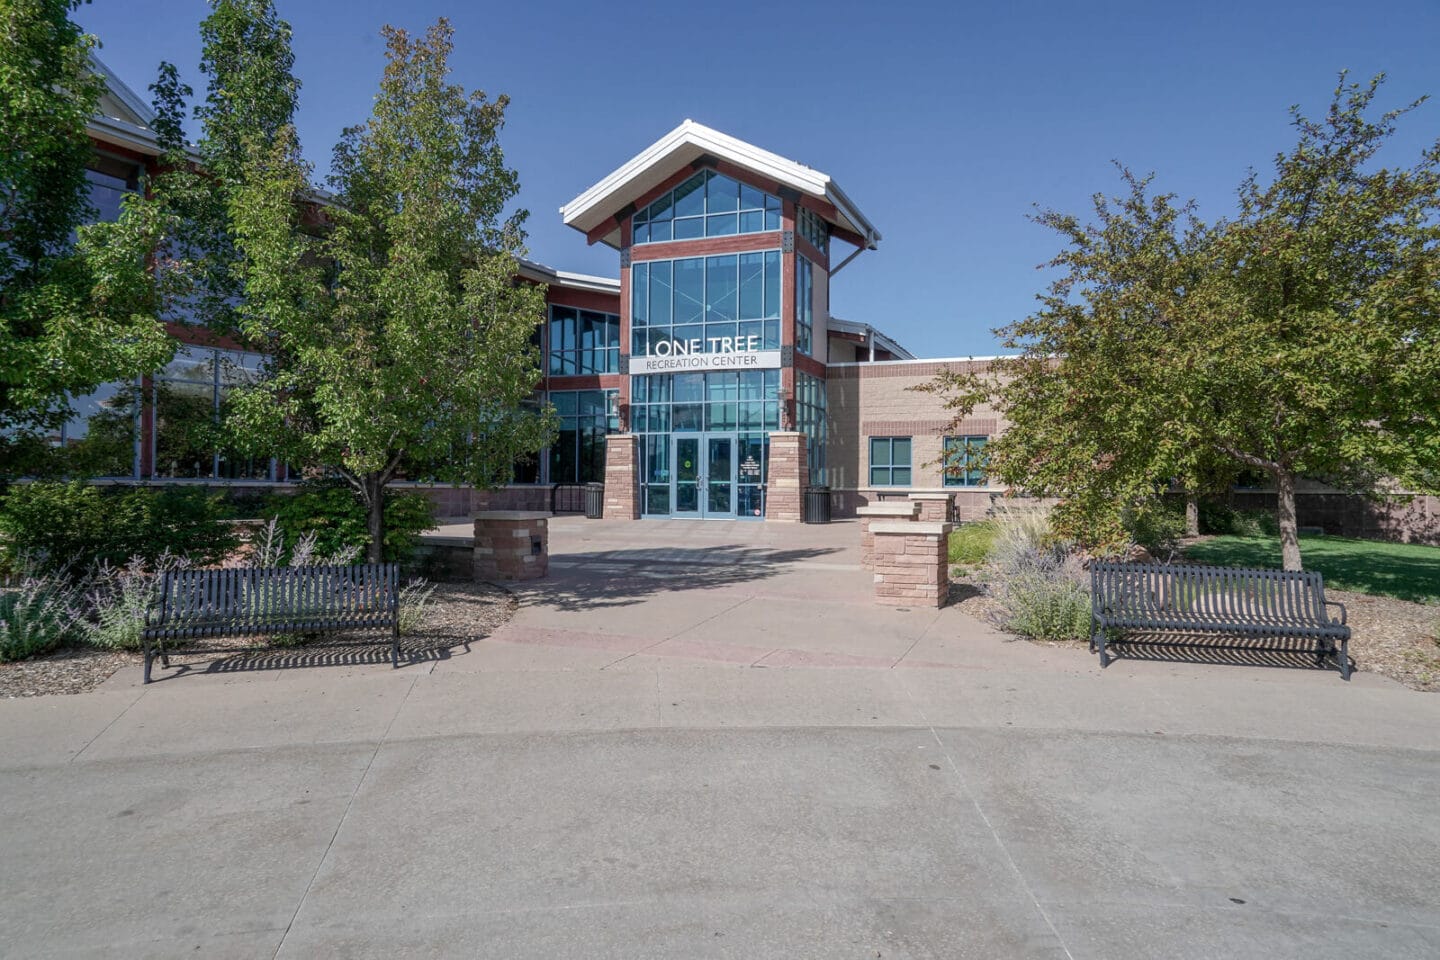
[397,579,437,636]
[84,552,191,651]
[983,506,1093,643]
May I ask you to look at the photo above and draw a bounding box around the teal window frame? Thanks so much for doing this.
[796,256,814,356]
[548,305,620,375]
[868,437,911,487]
[943,435,989,487]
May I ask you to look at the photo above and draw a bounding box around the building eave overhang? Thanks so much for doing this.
[827,316,914,361]
[517,257,621,295]
[561,119,881,252]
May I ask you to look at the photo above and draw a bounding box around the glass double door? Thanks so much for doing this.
[672,433,737,519]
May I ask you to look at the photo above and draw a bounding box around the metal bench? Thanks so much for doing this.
[142,564,401,683]
[1090,561,1351,680]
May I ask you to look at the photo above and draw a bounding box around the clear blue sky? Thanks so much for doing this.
[78,0,1440,359]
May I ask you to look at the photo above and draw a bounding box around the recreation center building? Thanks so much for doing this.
[62,59,1006,523]
[58,59,1439,540]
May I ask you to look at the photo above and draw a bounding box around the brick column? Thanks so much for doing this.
[603,434,640,520]
[765,431,807,522]
[871,521,951,608]
[473,511,549,581]
[856,502,920,569]
[909,492,955,524]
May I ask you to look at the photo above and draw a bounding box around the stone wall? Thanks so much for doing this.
[871,521,951,608]
[603,435,640,520]
[473,512,549,581]
[765,432,807,522]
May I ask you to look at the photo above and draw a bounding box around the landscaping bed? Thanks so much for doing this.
[0,582,516,698]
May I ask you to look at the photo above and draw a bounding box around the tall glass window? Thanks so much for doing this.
[633,169,782,244]
[943,436,989,487]
[796,371,826,485]
[153,346,272,480]
[796,256,814,356]
[868,437,911,487]
[85,155,142,224]
[549,389,617,484]
[548,305,619,375]
[797,206,829,255]
[632,252,782,355]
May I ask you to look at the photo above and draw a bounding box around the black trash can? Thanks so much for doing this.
[583,483,605,519]
[803,486,831,524]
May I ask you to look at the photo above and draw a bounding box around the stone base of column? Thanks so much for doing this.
[473,511,549,581]
[856,502,920,569]
[765,432,807,522]
[871,521,951,608]
[603,434,640,520]
[908,492,955,524]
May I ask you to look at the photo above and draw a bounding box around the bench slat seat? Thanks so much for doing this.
[142,564,401,683]
[1090,561,1351,679]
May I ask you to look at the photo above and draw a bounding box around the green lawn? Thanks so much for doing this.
[1184,534,1440,604]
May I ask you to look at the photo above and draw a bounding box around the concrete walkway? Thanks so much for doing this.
[2,516,1438,958]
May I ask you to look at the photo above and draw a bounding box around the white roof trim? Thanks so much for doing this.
[517,257,621,294]
[561,120,880,251]
[826,355,1017,367]
[827,316,915,361]
[91,54,157,127]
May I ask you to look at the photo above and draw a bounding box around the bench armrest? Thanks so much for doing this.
[1324,600,1347,625]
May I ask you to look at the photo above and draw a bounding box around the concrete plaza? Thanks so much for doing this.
[1,516,1437,958]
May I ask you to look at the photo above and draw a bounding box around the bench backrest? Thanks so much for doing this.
[153,564,399,625]
[1091,561,1328,622]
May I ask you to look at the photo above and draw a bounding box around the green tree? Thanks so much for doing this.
[0,0,174,465]
[928,75,1440,570]
[227,19,553,561]
[1183,75,1440,570]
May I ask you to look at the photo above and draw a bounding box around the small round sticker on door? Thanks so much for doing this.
[683,459,692,469]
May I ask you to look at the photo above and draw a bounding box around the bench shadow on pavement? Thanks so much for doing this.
[527,544,845,612]
[1106,631,1353,675]
[142,634,477,683]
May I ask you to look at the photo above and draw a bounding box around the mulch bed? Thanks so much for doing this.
[0,582,516,699]
[948,569,1439,692]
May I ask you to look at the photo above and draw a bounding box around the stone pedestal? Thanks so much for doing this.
[473,511,549,581]
[871,521,952,608]
[909,492,955,524]
[603,434,640,520]
[857,502,920,569]
[765,432,807,522]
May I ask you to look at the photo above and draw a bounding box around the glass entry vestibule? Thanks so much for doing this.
[670,433,766,519]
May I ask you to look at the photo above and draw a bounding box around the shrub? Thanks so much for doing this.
[1197,501,1279,537]
[0,482,238,575]
[983,505,1093,643]
[82,553,191,651]
[1122,498,1187,559]
[948,520,997,567]
[266,480,435,563]
[0,577,82,661]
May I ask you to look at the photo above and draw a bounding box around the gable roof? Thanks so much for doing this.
[88,55,163,156]
[561,120,881,252]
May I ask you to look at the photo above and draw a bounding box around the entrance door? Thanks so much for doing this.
[670,433,737,519]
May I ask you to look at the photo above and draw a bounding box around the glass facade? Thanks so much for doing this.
[631,252,782,356]
[632,169,782,244]
[153,346,272,480]
[549,389,617,484]
[796,371,826,485]
[797,206,829,256]
[943,435,989,487]
[796,256,814,356]
[631,370,779,518]
[548,305,619,375]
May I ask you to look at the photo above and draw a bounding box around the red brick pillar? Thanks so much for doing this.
[909,492,955,524]
[856,502,920,569]
[765,432,807,522]
[871,522,951,608]
[603,434,640,520]
[473,511,549,581]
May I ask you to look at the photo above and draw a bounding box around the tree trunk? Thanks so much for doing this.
[1184,493,1200,538]
[364,474,385,564]
[1275,469,1302,571]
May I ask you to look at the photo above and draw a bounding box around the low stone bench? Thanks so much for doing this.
[857,502,920,569]
[872,521,952,608]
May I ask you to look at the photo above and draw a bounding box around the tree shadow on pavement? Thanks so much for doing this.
[509,544,847,612]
